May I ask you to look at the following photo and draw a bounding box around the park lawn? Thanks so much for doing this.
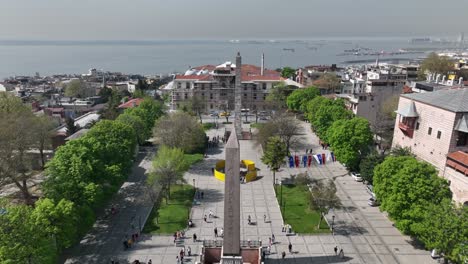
[184,153,204,167]
[143,184,195,234]
[250,123,263,129]
[202,122,216,131]
[275,184,330,234]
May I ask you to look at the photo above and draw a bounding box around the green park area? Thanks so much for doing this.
[143,184,195,234]
[275,184,330,234]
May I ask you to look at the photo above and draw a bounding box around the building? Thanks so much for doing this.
[170,54,283,112]
[392,88,468,204]
[118,98,144,109]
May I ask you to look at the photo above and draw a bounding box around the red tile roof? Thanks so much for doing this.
[446,151,468,175]
[402,85,413,94]
[193,65,216,71]
[241,75,283,81]
[118,98,144,109]
[175,64,281,82]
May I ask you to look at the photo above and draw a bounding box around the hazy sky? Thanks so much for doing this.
[1,0,467,40]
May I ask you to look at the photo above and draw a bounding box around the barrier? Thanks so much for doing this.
[214,159,257,182]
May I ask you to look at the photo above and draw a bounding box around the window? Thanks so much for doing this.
[244,93,247,97]
[185,82,190,89]
[177,82,181,89]
[210,93,213,99]
[437,131,441,139]
[253,93,257,100]
[416,122,420,130]
[253,85,257,90]
[201,83,205,90]
[457,132,468,146]
[210,104,213,109]
[262,83,267,90]
[428,127,432,135]
[184,93,188,99]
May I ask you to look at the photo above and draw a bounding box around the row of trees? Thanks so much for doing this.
[373,155,467,262]
[0,96,164,262]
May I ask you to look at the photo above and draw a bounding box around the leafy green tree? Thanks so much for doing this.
[390,145,414,157]
[281,67,296,79]
[98,86,113,102]
[0,200,55,263]
[265,82,292,110]
[410,199,468,262]
[148,146,188,202]
[373,156,452,233]
[65,117,78,135]
[418,52,455,80]
[31,198,78,250]
[359,151,385,184]
[64,79,87,98]
[311,98,353,140]
[153,112,206,154]
[309,179,342,228]
[286,86,320,112]
[125,98,164,135]
[327,117,373,171]
[312,73,341,94]
[187,96,205,123]
[136,79,148,90]
[116,113,148,144]
[33,115,56,168]
[261,136,286,185]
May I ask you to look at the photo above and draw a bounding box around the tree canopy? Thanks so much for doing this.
[309,179,342,228]
[327,117,373,171]
[309,98,353,141]
[418,52,455,80]
[64,80,87,98]
[256,112,302,155]
[281,67,296,79]
[153,112,206,154]
[359,151,385,184]
[261,136,286,184]
[286,86,320,112]
[312,73,341,93]
[373,156,452,234]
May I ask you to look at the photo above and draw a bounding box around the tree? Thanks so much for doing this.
[256,111,302,155]
[125,98,164,135]
[327,117,373,171]
[373,95,399,151]
[98,86,113,102]
[286,86,320,112]
[261,136,286,185]
[281,67,296,79]
[305,96,328,123]
[33,115,56,168]
[418,52,455,80]
[147,146,188,202]
[0,93,37,204]
[153,112,206,154]
[136,79,148,90]
[265,82,292,110]
[310,98,353,141]
[65,117,78,136]
[410,199,468,263]
[188,96,205,123]
[64,79,86,98]
[312,73,341,94]
[309,179,342,228]
[116,113,147,145]
[390,145,414,157]
[0,200,55,263]
[373,156,452,233]
[359,151,385,184]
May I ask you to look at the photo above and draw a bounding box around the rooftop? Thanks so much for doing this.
[446,151,468,175]
[118,98,144,109]
[402,88,468,112]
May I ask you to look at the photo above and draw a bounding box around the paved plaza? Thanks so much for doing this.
[64,121,437,264]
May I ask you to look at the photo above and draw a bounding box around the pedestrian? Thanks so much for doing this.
[204,215,207,222]
[209,210,213,218]
[187,246,192,256]
[267,245,271,254]
[128,238,133,248]
[282,224,285,232]
[193,233,197,242]
[201,191,204,199]
[148,259,152,264]
[220,228,224,237]
[268,237,272,246]
[339,248,344,258]
[176,255,179,264]
[248,215,251,225]
[263,214,266,223]
[272,234,275,244]
[262,250,266,260]
[334,246,338,255]
[214,227,218,237]
[123,240,129,250]
[211,167,215,174]
[282,251,286,259]
[288,242,292,253]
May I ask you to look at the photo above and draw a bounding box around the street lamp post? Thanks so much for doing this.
[332,215,335,233]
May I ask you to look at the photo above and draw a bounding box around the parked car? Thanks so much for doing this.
[351,172,363,182]
[366,185,376,198]
[368,197,380,206]
[220,111,230,117]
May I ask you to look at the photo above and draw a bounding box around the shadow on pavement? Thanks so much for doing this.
[265,255,353,263]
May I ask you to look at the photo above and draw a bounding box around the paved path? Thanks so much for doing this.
[63,121,436,264]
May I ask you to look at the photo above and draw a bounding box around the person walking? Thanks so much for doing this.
[334,246,338,255]
[272,234,275,244]
[339,248,344,258]
[248,215,251,225]
[193,233,197,242]
[176,255,179,264]
[148,260,152,264]
[214,227,218,237]
[263,214,266,223]
[187,246,192,256]
[201,191,204,199]
[209,210,213,218]
[288,242,292,253]
[282,251,286,259]
[204,215,207,222]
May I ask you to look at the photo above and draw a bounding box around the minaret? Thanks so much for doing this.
[234,52,242,138]
[261,53,265,76]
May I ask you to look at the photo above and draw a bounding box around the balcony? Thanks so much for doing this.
[398,122,414,138]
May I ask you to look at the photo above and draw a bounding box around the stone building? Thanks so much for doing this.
[170,54,283,112]
[392,88,468,204]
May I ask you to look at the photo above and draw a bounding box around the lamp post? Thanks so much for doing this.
[332,215,335,233]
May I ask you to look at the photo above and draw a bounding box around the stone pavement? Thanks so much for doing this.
[63,121,437,264]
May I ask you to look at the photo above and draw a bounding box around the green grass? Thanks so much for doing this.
[183,153,204,168]
[143,184,195,234]
[250,123,264,129]
[275,184,330,234]
[202,122,216,131]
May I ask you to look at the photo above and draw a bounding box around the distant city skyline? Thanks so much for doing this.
[0,0,467,40]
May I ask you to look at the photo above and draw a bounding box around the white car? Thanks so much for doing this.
[351,172,363,182]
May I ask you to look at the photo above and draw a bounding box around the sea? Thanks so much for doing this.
[0,37,461,79]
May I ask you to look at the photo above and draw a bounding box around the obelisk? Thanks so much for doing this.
[234,52,242,139]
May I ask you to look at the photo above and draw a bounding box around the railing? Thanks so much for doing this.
[398,122,414,138]
[203,239,223,248]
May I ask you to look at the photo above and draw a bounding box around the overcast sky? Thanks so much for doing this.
[1,0,467,40]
